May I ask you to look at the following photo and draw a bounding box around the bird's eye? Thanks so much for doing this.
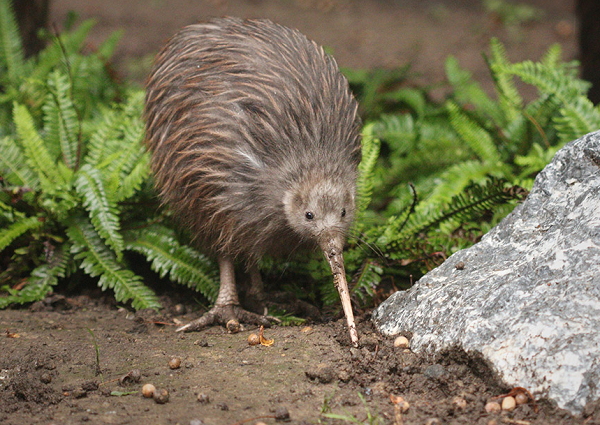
[341,208,346,218]
[305,211,314,220]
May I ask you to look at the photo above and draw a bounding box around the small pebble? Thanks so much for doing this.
[248,333,260,346]
[197,393,210,404]
[501,396,516,411]
[425,418,441,425]
[154,388,169,404]
[455,261,465,270]
[190,420,205,425]
[40,373,52,384]
[452,396,467,409]
[169,357,181,370]
[485,401,501,413]
[217,403,229,411]
[142,383,156,398]
[274,406,290,421]
[226,319,240,333]
[515,392,528,405]
[393,336,409,349]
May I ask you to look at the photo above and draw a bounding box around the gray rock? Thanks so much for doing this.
[373,131,600,414]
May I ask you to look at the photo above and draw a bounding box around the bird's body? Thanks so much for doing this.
[145,17,361,345]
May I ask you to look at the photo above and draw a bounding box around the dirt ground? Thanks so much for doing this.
[3,0,599,424]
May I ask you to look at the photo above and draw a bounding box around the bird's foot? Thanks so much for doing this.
[175,304,280,333]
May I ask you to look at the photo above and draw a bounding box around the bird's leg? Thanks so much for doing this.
[176,255,276,333]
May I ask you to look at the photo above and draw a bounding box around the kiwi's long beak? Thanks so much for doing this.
[320,237,359,348]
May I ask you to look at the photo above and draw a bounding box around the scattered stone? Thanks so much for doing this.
[197,393,210,404]
[194,339,210,347]
[190,420,205,425]
[485,401,501,413]
[274,406,290,421]
[501,396,516,411]
[217,403,229,411]
[452,396,467,409]
[226,319,240,333]
[248,333,260,346]
[40,373,52,384]
[455,261,465,270]
[373,131,600,414]
[153,388,169,404]
[119,370,141,385]
[393,336,409,348]
[142,384,156,398]
[515,392,528,405]
[424,418,441,425]
[169,357,181,370]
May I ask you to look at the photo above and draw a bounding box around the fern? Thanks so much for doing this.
[75,164,124,258]
[353,123,380,233]
[0,216,43,251]
[125,225,220,302]
[0,0,24,83]
[68,218,160,310]
[43,70,80,168]
[13,102,65,189]
[446,100,501,164]
[0,136,39,188]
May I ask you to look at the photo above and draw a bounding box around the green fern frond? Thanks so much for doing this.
[43,70,79,168]
[0,245,71,308]
[507,61,600,143]
[355,123,381,222]
[125,225,219,303]
[446,101,501,164]
[541,44,562,68]
[445,55,504,124]
[395,177,524,245]
[486,38,522,121]
[68,218,161,310]
[116,152,150,202]
[0,215,43,251]
[13,102,64,189]
[350,259,382,306]
[75,164,124,258]
[0,136,39,188]
[381,88,427,117]
[423,159,503,207]
[0,0,24,83]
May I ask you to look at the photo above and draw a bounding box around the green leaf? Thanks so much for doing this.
[68,218,161,310]
[13,102,65,189]
[75,164,124,258]
[355,123,381,224]
[0,247,69,308]
[43,70,79,168]
[0,136,39,188]
[125,225,219,303]
[445,55,504,125]
[446,100,501,164]
[0,215,43,251]
[0,0,24,83]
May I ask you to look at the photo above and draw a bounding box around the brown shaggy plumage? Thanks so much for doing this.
[144,17,361,265]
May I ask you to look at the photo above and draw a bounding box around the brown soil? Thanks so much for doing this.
[2,293,598,425]
[3,1,598,424]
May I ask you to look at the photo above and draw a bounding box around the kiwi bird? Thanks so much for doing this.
[144,17,362,346]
